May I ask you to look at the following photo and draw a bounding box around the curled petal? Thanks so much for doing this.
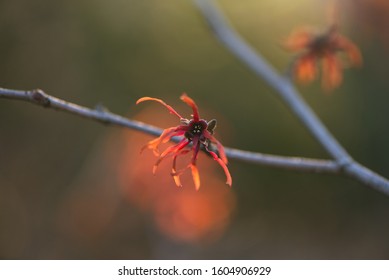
[203,130,228,164]
[171,150,191,187]
[172,172,182,188]
[322,54,343,90]
[335,35,363,67]
[152,139,190,174]
[190,164,201,191]
[294,54,317,84]
[162,130,187,144]
[283,27,315,52]
[216,142,228,165]
[190,136,201,165]
[208,151,232,187]
[172,157,183,187]
[346,45,362,67]
[180,93,200,122]
[136,97,183,119]
[141,126,181,155]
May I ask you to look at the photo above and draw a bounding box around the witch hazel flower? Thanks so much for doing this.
[284,25,362,90]
[136,93,232,190]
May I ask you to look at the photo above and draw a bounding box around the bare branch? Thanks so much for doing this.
[0,87,339,175]
[193,0,389,196]
[0,87,163,137]
[225,147,339,173]
[193,0,350,164]
[2,86,389,195]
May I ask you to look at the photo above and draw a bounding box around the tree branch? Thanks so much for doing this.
[193,0,350,164]
[0,87,163,137]
[0,87,339,175]
[193,0,389,196]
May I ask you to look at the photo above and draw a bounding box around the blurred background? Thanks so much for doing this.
[1,0,389,259]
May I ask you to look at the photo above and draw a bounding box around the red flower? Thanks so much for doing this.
[136,93,232,190]
[284,26,362,90]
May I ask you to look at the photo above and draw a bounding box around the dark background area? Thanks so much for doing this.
[1,0,389,259]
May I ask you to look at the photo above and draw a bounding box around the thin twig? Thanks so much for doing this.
[193,0,389,196]
[226,147,338,173]
[0,87,163,137]
[0,87,339,175]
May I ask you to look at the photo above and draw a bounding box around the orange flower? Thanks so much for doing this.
[136,93,232,190]
[284,26,362,90]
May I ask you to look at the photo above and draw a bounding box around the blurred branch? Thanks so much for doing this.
[0,87,339,175]
[193,0,349,163]
[193,0,389,196]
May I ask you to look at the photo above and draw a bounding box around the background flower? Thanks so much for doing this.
[284,27,362,90]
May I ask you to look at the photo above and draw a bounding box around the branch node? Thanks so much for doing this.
[95,103,109,113]
[336,157,353,170]
[31,89,50,107]
[93,103,112,125]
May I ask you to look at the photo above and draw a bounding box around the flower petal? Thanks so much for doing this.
[208,151,232,187]
[153,139,190,174]
[294,53,317,83]
[141,126,180,155]
[322,54,343,90]
[172,155,183,187]
[171,150,191,187]
[136,97,183,119]
[190,164,201,191]
[180,93,200,122]
[190,135,201,165]
[335,35,363,67]
[203,130,228,164]
[284,27,315,52]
